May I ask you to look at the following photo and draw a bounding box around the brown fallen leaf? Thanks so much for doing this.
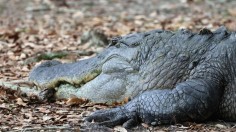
[16,98,27,106]
[0,89,7,100]
[141,123,149,128]
[56,110,69,114]
[112,97,130,106]
[228,8,236,17]
[43,115,53,121]
[23,112,34,122]
[0,103,7,109]
[55,115,66,121]
[66,97,88,106]
[36,107,50,113]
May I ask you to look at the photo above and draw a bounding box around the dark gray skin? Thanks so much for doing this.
[29,26,236,128]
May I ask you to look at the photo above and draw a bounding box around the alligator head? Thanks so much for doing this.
[29,32,154,103]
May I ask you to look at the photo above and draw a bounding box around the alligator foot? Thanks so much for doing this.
[85,107,139,129]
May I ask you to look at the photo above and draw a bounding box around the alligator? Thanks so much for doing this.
[29,26,236,128]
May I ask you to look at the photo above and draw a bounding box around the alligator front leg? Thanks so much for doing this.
[85,79,222,128]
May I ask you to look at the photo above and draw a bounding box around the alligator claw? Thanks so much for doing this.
[85,107,138,128]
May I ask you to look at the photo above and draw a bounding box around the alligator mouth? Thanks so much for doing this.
[54,69,102,89]
[54,55,131,89]
[30,50,133,90]
[72,69,101,87]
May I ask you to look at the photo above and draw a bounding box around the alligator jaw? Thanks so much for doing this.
[55,58,140,102]
[29,56,103,89]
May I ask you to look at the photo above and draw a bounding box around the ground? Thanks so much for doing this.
[1,0,236,131]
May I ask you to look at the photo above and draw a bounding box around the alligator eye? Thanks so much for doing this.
[109,36,122,47]
[111,39,118,45]
[198,49,206,55]
[188,60,199,70]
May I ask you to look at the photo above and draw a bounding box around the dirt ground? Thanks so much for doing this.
[1,0,236,131]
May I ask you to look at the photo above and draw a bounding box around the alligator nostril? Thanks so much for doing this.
[188,60,199,70]
[199,49,206,55]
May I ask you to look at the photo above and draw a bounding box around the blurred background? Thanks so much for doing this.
[1,0,236,81]
[1,0,236,84]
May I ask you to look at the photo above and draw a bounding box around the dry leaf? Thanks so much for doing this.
[43,115,52,121]
[0,103,7,108]
[114,126,127,132]
[112,97,130,106]
[141,123,149,128]
[0,89,7,99]
[56,110,69,114]
[16,98,27,106]
[215,124,227,129]
[23,112,34,122]
[36,107,50,113]
[66,97,88,106]
[228,8,236,17]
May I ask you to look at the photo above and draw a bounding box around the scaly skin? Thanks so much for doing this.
[30,26,236,127]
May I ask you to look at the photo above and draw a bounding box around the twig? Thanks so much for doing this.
[21,126,80,132]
